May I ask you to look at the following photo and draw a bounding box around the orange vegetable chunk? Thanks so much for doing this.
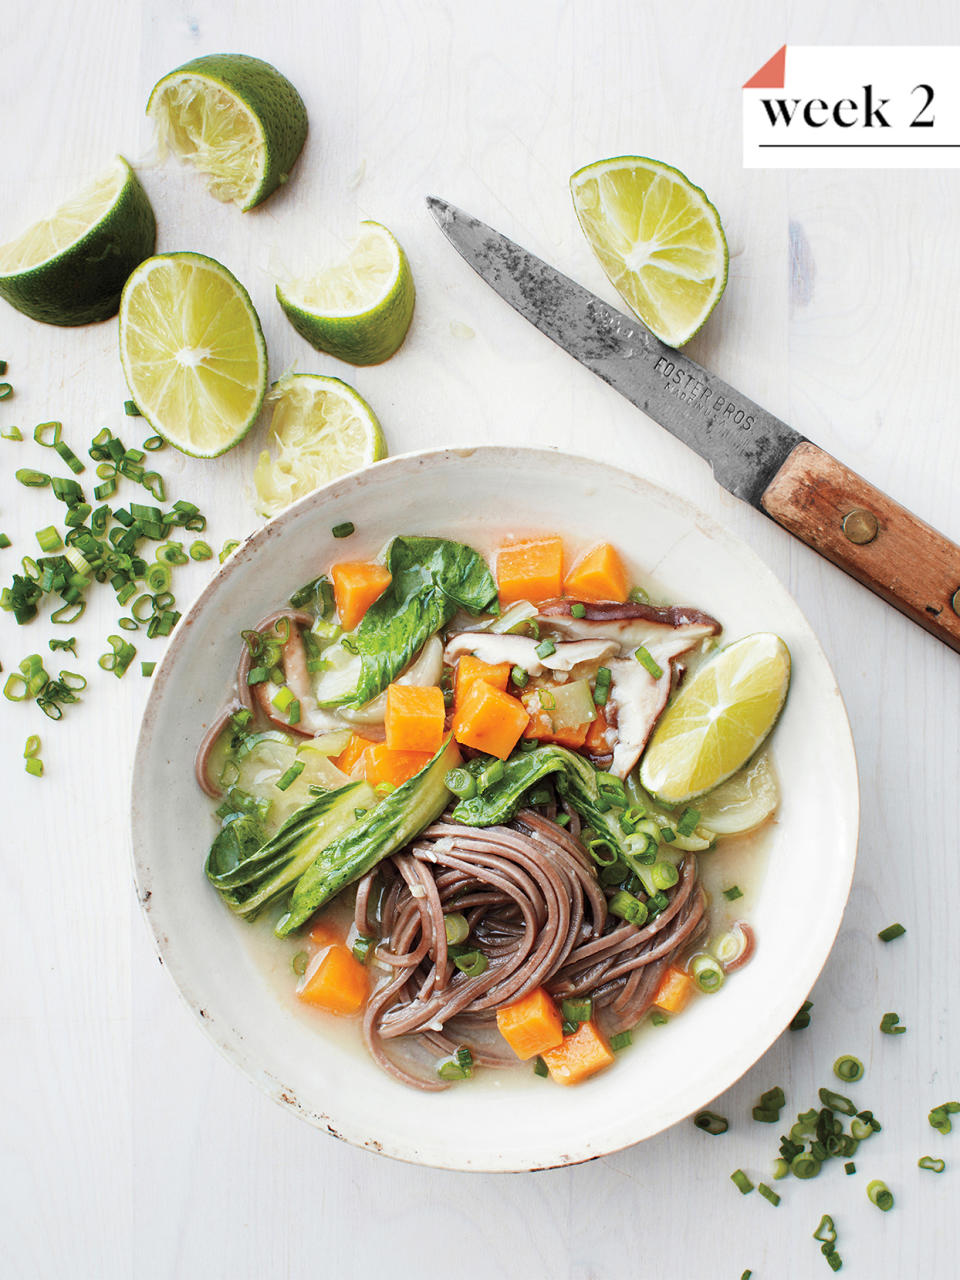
[364,742,433,789]
[563,541,629,603]
[541,1018,615,1085]
[496,986,564,1060]
[385,683,445,753]
[332,731,375,776]
[653,964,695,1014]
[454,654,512,709]
[584,705,611,754]
[297,942,369,1015]
[496,536,564,605]
[453,679,530,760]
[331,560,392,631]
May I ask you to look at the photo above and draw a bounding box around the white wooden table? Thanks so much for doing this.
[2,2,958,1276]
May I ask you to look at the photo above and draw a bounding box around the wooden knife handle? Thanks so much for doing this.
[761,441,960,652]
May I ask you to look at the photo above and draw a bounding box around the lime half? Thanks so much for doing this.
[253,373,386,516]
[570,155,727,348]
[147,53,308,210]
[118,252,267,457]
[0,157,155,326]
[276,222,415,365]
[640,633,790,805]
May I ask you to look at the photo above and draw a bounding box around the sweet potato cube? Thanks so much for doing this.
[653,965,695,1014]
[496,987,564,1060]
[454,654,512,709]
[563,542,629,603]
[452,679,530,760]
[496,536,564,605]
[385,683,445,753]
[331,560,392,631]
[541,1018,615,1085]
[363,742,433,789]
[332,732,375,776]
[297,942,369,1015]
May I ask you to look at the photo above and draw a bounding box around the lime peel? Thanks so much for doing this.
[276,221,415,366]
[253,373,386,517]
[570,155,727,348]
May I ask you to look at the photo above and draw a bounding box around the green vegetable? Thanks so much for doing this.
[693,1110,728,1135]
[928,1101,959,1134]
[207,778,375,919]
[879,1011,906,1035]
[350,537,497,706]
[877,922,905,942]
[866,1179,894,1211]
[790,1000,813,1030]
[275,739,460,935]
[730,1169,753,1195]
[833,1055,863,1083]
[757,1182,780,1207]
[918,1156,945,1172]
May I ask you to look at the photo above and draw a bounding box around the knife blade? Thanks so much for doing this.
[427,196,960,653]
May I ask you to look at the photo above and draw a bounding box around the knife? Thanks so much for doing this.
[427,196,960,654]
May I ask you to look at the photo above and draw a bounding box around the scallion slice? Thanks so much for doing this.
[16,468,50,488]
[833,1055,864,1083]
[331,521,355,539]
[189,540,212,561]
[879,1012,905,1035]
[570,602,586,618]
[33,421,62,447]
[593,666,611,706]
[693,1110,728,1135]
[443,913,469,945]
[634,644,663,679]
[730,1169,754,1195]
[866,1179,894,1211]
[452,950,487,977]
[723,884,743,901]
[790,999,813,1030]
[535,638,556,659]
[757,1182,780,1207]
[609,1030,632,1052]
[25,757,43,777]
[141,661,156,677]
[676,807,700,836]
[276,761,305,791]
[877,922,905,942]
[123,400,141,416]
[692,953,724,993]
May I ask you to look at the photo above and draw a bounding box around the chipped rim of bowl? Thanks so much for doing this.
[130,444,859,1171]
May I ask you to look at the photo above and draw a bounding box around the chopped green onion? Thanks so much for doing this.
[533,1056,548,1078]
[0,533,10,549]
[510,664,529,688]
[790,999,813,1030]
[772,1158,789,1180]
[25,757,43,777]
[813,1215,836,1245]
[650,860,679,890]
[16,468,50,488]
[145,562,171,592]
[94,478,117,500]
[650,1011,668,1026]
[833,1055,864,1083]
[35,526,62,553]
[609,1030,632,1052]
[0,360,5,374]
[436,1046,474,1081]
[219,539,240,563]
[561,998,592,1028]
[123,400,141,416]
[844,1161,856,1174]
[692,954,724,994]
[866,1179,894,1211]
[757,1182,780,1207]
[693,1110,728,1135]
[157,541,188,565]
[634,644,663,679]
[33,421,62,447]
[444,768,477,799]
[98,635,136,678]
[0,383,13,400]
[723,885,743,901]
[452,950,487,977]
[676,807,700,836]
[271,685,295,714]
[349,934,373,964]
[477,759,504,790]
[141,661,156,677]
[879,1012,905,1035]
[535,638,556,659]
[444,913,469,945]
[730,1169,754,1195]
[593,666,611,707]
[54,440,85,473]
[276,761,305,791]
[928,1101,959,1134]
[189,539,213,561]
[877,922,905,942]
[1,426,22,440]
[791,1152,821,1179]
[331,521,355,539]
[818,1088,856,1116]
[628,585,649,604]
[919,1156,945,1172]
[291,950,309,976]
[143,434,164,451]
[23,734,41,759]
[48,637,77,655]
[537,688,556,711]
[142,471,165,501]
[608,889,648,926]
[570,602,586,618]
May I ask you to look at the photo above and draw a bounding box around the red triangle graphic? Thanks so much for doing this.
[743,45,786,90]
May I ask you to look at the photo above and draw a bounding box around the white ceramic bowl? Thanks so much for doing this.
[131,446,858,1171]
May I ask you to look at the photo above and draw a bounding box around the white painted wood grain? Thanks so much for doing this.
[1,0,958,1276]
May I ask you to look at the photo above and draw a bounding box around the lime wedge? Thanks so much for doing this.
[639,633,790,805]
[147,53,308,210]
[694,750,780,836]
[0,157,155,326]
[276,222,415,365]
[118,252,267,457]
[253,373,386,517]
[570,155,727,348]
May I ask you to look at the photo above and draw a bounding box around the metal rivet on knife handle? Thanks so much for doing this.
[952,588,960,618]
[842,509,879,545]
